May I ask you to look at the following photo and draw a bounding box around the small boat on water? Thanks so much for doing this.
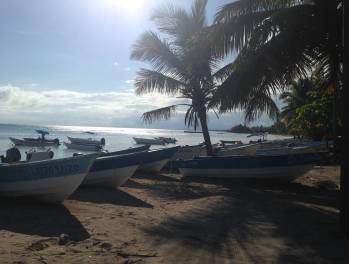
[137,146,180,172]
[179,152,319,180]
[25,149,54,162]
[67,136,106,146]
[64,141,103,151]
[155,137,177,144]
[0,152,98,203]
[10,130,60,147]
[101,145,151,157]
[83,151,146,187]
[133,137,165,145]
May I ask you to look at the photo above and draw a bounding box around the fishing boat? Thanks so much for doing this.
[64,141,103,151]
[171,144,206,161]
[220,140,243,146]
[0,153,98,203]
[155,137,177,144]
[137,146,180,172]
[101,145,151,157]
[67,136,106,146]
[25,149,54,162]
[133,137,165,145]
[83,151,146,187]
[9,130,60,147]
[179,152,319,180]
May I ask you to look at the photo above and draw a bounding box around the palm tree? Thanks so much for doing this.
[279,78,315,124]
[209,0,346,234]
[210,0,342,123]
[130,0,231,155]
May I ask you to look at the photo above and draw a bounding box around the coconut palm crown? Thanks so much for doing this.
[130,0,231,155]
[210,0,343,122]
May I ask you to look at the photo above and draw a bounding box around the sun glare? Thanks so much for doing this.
[103,0,147,15]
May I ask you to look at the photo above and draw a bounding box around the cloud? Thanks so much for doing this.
[0,85,277,129]
[0,85,190,127]
[125,79,134,84]
[124,67,131,71]
[113,61,119,66]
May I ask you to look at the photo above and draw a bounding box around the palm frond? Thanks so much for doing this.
[130,31,184,77]
[142,104,191,124]
[134,69,186,95]
[244,92,280,122]
[215,0,301,22]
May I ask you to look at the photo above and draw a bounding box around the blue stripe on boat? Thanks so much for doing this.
[141,147,180,163]
[0,154,97,183]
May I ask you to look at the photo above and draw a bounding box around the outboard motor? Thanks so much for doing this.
[101,138,106,146]
[0,147,21,163]
[26,149,54,162]
[53,138,60,145]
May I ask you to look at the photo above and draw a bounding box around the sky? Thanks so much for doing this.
[0,0,275,129]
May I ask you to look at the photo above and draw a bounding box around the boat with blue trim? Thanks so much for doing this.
[0,153,98,203]
[83,151,146,187]
[179,152,319,180]
[101,144,151,157]
[137,146,180,172]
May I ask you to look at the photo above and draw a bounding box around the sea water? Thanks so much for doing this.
[0,123,290,160]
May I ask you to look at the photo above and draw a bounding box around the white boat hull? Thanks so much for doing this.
[83,165,139,188]
[138,159,170,172]
[64,142,102,151]
[133,137,165,145]
[179,165,313,180]
[0,172,86,203]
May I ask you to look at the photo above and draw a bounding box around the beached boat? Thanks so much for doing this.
[133,137,165,145]
[83,151,146,187]
[171,144,206,161]
[101,145,151,157]
[64,141,103,151]
[138,146,180,172]
[9,130,60,147]
[67,136,106,146]
[0,153,98,203]
[179,152,319,180]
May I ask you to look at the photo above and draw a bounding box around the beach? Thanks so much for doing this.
[0,165,348,264]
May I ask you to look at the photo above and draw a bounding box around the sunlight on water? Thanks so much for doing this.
[0,124,291,160]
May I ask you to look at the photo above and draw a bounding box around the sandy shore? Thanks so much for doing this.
[0,166,348,263]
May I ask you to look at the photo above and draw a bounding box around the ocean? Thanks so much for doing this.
[0,123,290,160]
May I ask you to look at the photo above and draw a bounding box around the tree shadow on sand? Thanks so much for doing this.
[0,199,89,241]
[69,187,153,208]
[143,179,349,263]
[128,173,233,201]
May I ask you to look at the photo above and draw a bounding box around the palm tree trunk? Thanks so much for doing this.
[198,108,213,156]
[340,2,348,237]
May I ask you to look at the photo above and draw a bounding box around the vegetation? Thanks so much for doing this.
[280,74,342,140]
[230,122,288,135]
[210,0,342,126]
[210,0,346,236]
[131,0,233,155]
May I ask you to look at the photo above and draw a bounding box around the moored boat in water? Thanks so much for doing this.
[64,141,103,151]
[0,153,98,203]
[9,130,60,147]
[179,152,319,180]
[133,137,166,145]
